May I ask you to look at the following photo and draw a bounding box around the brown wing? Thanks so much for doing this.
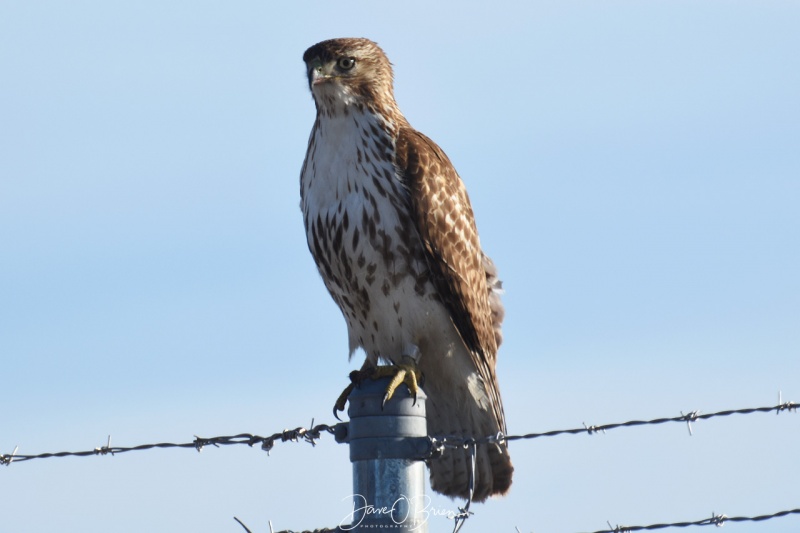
[395,125,506,431]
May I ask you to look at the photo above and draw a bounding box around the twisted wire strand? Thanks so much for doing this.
[257,507,800,533]
[430,400,797,450]
[587,508,800,532]
[0,423,337,465]
[1,401,797,533]
[2,401,795,466]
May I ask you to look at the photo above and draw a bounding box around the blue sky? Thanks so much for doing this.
[1,1,798,532]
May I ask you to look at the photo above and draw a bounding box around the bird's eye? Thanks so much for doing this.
[337,57,356,70]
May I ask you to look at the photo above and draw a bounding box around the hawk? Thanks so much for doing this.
[300,37,513,501]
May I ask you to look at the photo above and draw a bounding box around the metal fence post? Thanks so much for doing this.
[339,376,430,532]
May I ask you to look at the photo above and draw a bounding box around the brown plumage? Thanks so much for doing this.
[300,37,512,501]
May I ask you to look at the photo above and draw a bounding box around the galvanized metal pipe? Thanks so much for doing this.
[344,376,430,532]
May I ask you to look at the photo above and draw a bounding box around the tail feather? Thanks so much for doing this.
[424,380,513,502]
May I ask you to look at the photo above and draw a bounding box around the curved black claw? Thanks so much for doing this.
[333,363,422,416]
[373,361,422,409]
[333,382,354,421]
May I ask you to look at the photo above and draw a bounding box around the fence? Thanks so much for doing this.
[2,388,798,532]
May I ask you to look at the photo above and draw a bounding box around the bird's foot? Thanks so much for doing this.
[372,357,422,408]
[332,368,375,420]
[332,357,423,419]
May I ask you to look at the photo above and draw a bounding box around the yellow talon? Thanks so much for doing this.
[376,362,420,407]
[332,358,423,416]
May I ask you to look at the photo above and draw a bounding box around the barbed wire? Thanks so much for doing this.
[585,507,800,533]
[429,398,797,452]
[2,399,797,532]
[436,398,796,533]
[2,400,796,466]
[0,420,337,465]
[242,506,800,533]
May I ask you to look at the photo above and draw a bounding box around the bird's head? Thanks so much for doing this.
[302,38,396,113]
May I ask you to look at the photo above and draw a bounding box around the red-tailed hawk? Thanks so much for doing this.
[300,37,512,501]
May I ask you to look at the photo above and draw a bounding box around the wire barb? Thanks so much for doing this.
[606,520,629,532]
[680,410,700,436]
[1,445,19,466]
[450,441,476,533]
[193,436,220,453]
[94,435,113,456]
[710,511,727,527]
[777,391,797,415]
[583,422,606,435]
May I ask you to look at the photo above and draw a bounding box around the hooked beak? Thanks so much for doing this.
[307,58,334,87]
